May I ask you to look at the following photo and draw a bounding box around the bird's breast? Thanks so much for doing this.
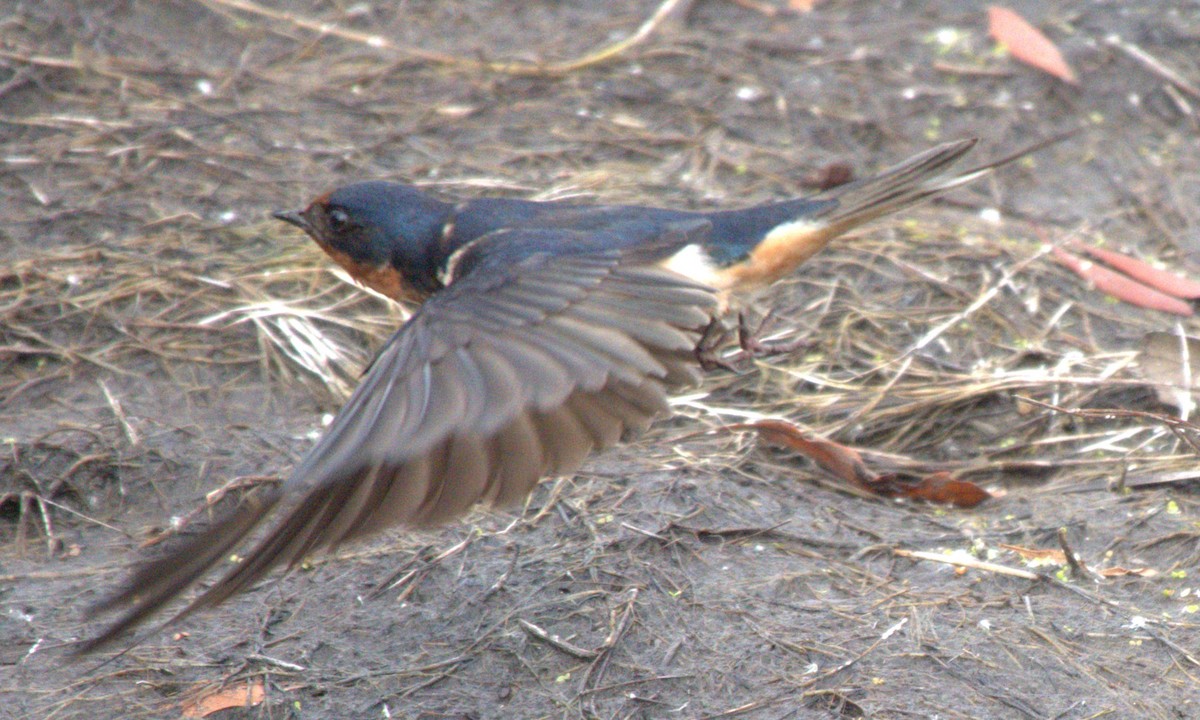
[318,242,428,305]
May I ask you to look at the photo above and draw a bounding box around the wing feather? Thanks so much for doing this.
[81,223,718,652]
[529,404,597,473]
[481,413,546,506]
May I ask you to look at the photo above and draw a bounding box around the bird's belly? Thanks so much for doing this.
[658,243,724,288]
[710,217,836,291]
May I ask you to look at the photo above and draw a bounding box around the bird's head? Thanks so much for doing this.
[274,181,453,302]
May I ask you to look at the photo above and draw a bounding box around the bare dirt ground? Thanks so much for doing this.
[4,1,1200,718]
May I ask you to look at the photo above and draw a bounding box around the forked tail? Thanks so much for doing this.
[817,130,1076,235]
[713,131,1074,290]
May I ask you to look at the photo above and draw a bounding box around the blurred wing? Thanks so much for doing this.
[82,221,717,651]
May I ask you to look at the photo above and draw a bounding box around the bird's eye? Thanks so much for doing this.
[328,207,351,232]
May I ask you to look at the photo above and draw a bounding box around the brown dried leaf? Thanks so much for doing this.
[732,422,989,507]
[1137,331,1200,411]
[1099,566,1158,578]
[1000,543,1067,565]
[902,471,991,508]
[1053,247,1194,316]
[732,419,875,486]
[181,680,266,718]
[988,6,1079,85]
[800,161,854,191]
[1073,243,1200,299]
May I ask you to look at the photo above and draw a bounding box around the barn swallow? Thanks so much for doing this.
[80,137,1047,651]
[272,139,985,306]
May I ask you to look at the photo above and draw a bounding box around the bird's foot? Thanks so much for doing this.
[695,317,739,371]
[695,311,811,371]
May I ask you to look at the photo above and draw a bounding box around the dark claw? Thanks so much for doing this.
[735,310,812,357]
[694,317,740,371]
[694,310,811,372]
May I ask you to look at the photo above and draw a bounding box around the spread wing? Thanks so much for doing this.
[81,220,718,651]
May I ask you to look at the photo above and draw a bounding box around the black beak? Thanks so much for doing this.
[273,209,309,231]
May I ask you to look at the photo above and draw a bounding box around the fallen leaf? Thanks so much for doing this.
[1000,543,1067,565]
[801,161,854,191]
[181,680,266,718]
[1099,566,1158,577]
[731,419,874,486]
[1052,247,1194,316]
[731,421,989,507]
[1137,331,1200,411]
[988,6,1079,85]
[1072,242,1200,299]
[902,471,991,507]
